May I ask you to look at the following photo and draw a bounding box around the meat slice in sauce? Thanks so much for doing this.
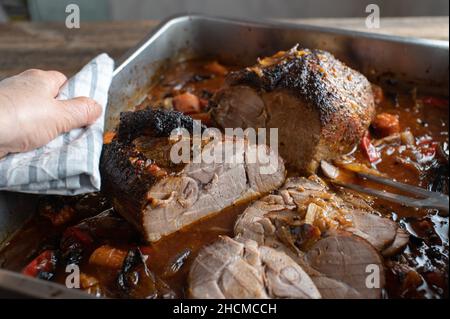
[381,227,410,257]
[233,176,400,298]
[305,231,385,299]
[211,45,375,173]
[100,109,286,242]
[188,236,321,299]
[235,176,402,252]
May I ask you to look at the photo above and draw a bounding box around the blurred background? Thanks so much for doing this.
[0,0,449,22]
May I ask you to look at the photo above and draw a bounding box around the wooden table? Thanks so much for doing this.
[0,17,448,80]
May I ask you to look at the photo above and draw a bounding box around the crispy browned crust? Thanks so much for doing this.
[100,109,203,235]
[226,45,375,155]
[117,108,201,142]
[100,140,152,233]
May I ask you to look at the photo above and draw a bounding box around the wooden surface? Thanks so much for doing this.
[0,17,448,80]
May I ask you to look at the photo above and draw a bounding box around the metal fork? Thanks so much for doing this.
[331,172,449,214]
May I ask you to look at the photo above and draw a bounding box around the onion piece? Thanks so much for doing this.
[400,131,415,146]
[320,160,340,180]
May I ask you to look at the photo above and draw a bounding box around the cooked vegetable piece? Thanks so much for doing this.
[117,248,176,299]
[204,61,228,76]
[372,113,400,137]
[89,245,128,269]
[60,227,94,265]
[80,273,104,297]
[320,160,340,179]
[400,131,415,145]
[360,132,381,163]
[291,223,321,251]
[22,250,58,280]
[334,161,382,176]
[173,92,200,114]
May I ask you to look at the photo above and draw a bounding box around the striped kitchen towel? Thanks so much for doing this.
[0,53,114,195]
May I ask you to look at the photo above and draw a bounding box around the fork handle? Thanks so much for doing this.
[424,196,449,215]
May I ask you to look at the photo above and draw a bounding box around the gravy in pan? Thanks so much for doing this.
[0,59,448,299]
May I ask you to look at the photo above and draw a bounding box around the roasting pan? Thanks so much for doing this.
[0,14,448,298]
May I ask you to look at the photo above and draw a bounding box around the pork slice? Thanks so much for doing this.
[234,176,402,298]
[346,210,398,251]
[382,227,410,257]
[212,45,375,173]
[236,176,400,253]
[306,231,385,299]
[188,236,321,299]
[308,276,362,299]
[100,109,285,242]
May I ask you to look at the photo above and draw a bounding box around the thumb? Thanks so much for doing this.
[56,97,102,133]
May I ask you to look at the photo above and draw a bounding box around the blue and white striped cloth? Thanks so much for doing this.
[0,54,114,195]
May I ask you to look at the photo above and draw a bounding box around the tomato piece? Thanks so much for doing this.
[22,250,58,279]
[360,132,380,163]
[421,96,448,107]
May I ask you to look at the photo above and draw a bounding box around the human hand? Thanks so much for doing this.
[0,69,102,158]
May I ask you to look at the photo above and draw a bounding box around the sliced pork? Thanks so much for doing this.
[235,176,404,252]
[305,231,385,299]
[100,109,285,242]
[234,176,407,298]
[188,236,321,299]
[212,45,375,173]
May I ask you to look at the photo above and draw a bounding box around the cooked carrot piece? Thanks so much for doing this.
[89,245,128,269]
[372,113,400,137]
[80,273,100,289]
[172,92,200,114]
[103,131,116,144]
[204,61,228,76]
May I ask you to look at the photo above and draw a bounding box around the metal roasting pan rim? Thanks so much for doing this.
[113,13,449,77]
[0,13,448,299]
